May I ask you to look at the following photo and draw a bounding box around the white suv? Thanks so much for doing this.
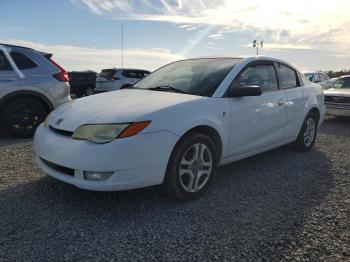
[0,44,71,137]
[95,68,150,93]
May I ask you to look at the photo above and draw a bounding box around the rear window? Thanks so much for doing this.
[278,63,300,89]
[0,51,13,71]
[11,52,38,70]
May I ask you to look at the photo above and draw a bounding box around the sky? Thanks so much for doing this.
[0,0,349,72]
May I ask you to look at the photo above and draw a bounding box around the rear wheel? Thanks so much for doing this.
[162,132,218,201]
[85,87,94,96]
[2,97,48,138]
[293,112,318,151]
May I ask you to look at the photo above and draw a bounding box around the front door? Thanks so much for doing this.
[228,61,288,156]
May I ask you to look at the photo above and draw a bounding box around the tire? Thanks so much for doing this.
[1,97,48,138]
[85,87,94,96]
[162,132,218,201]
[293,111,318,151]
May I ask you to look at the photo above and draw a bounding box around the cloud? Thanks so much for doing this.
[0,39,184,71]
[71,0,350,53]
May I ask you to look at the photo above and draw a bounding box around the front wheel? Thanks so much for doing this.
[293,112,318,151]
[162,132,218,201]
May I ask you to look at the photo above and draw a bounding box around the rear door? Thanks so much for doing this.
[0,49,24,96]
[275,62,305,140]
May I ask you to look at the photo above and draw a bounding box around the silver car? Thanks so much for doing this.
[324,75,350,117]
[95,68,150,93]
[0,44,71,138]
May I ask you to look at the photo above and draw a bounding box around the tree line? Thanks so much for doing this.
[326,70,350,78]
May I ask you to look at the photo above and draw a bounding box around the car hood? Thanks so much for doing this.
[324,88,350,97]
[48,90,202,131]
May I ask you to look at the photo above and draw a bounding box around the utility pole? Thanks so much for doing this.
[253,40,264,56]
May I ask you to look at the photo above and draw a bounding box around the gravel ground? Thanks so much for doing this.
[0,116,349,261]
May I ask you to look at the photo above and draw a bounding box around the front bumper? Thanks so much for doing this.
[34,124,179,191]
[326,107,350,117]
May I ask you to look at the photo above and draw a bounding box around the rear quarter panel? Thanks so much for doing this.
[302,82,325,126]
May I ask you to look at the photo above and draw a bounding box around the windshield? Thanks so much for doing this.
[304,73,315,81]
[132,58,241,96]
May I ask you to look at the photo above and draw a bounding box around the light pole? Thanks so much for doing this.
[253,40,264,56]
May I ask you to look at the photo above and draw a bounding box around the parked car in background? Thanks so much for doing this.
[324,75,350,116]
[69,71,96,97]
[34,56,324,200]
[304,71,331,89]
[0,44,70,138]
[304,72,332,89]
[95,68,150,93]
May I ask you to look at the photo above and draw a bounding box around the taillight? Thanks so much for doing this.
[50,59,69,82]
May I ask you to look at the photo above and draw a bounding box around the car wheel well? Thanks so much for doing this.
[182,125,222,160]
[0,94,52,119]
[309,107,320,124]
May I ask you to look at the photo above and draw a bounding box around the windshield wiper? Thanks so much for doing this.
[147,85,187,94]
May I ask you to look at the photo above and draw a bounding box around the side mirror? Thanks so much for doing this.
[228,85,262,97]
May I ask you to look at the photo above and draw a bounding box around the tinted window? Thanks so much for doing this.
[278,64,300,89]
[234,64,278,93]
[123,70,140,79]
[0,51,13,71]
[334,77,350,89]
[11,52,37,70]
[133,58,240,96]
[137,71,150,78]
[100,69,117,78]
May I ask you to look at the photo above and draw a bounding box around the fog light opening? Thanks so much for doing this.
[84,171,113,181]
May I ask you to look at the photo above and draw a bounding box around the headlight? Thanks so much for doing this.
[72,121,151,144]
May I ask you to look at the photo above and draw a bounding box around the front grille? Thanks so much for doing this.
[49,126,73,137]
[325,95,350,104]
[41,158,74,176]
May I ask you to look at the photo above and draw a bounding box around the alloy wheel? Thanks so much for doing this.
[179,143,213,193]
[303,117,316,147]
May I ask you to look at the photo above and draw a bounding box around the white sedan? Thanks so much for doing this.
[34,56,325,200]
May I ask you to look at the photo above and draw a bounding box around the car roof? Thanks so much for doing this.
[0,43,52,58]
[181,56,301,71]
[102,68,150,72]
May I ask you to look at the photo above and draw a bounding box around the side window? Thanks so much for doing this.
[0,51,13,71]
[342,78,350,88]
[277,63,300,89]
[123,70,138,78]
[136,71,144,79]
[10,52,38,70]
[234,64,278,93]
